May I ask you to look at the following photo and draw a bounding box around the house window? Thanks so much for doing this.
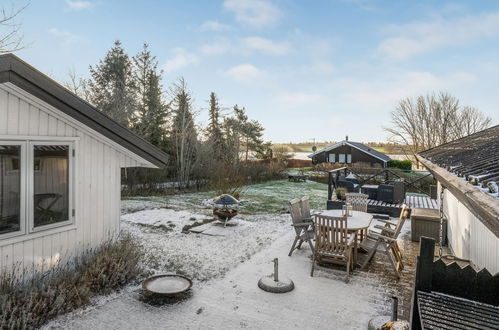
[33,145,70,230]
[0,145,23,235]
[328,154,336,163]
[339,154,346,163]
[347,154,352,163]
[0,141,74,238]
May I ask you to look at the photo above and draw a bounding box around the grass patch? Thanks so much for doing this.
[0,233,143,329]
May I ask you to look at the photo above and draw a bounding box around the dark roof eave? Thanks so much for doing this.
[416,154,499,238]
[0,54,168,168]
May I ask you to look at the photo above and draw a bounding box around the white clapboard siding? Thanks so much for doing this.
[439,183,499,274]
[0,83,148,275]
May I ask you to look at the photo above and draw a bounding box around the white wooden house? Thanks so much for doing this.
[417,125,499,274]
[0,54,168,274]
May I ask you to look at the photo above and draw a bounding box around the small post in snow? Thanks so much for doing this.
[273,258,279,282]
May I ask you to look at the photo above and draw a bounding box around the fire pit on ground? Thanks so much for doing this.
[212,194,239,227]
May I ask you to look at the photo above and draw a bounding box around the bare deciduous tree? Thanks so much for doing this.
[64,67,90,101]
[385,92,492,156]
[0,3,29,53]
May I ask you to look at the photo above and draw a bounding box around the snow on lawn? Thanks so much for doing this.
[123,213,289,281]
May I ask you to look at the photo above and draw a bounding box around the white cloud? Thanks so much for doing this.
[65,0,93,10]
[163,48,198,72]
[377,12,499,60]
[226,63,265,83]
[223,0,282,28]
[200,20,231,32]
[241,37,290,55]
[48,28,81,45]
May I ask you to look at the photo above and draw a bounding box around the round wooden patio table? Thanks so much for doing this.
[315,209,373,265]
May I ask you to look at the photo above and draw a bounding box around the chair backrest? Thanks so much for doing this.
[345,193,368,212]
[300,196,311,219]
[289,198,303,235]
[313,215,349,256]
[392,204,409,238]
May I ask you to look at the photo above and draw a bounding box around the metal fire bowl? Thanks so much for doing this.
[142,274,193,297]
[213,209,238,220]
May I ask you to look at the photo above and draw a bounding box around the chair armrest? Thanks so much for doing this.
[374,225,395,233]
[291,222,313,228]
[368,232,397,242]
[302,217,313,222]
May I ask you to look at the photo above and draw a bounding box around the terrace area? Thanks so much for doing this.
[45,178,460,329]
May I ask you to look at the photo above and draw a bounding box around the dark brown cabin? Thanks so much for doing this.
[308,140,390,168]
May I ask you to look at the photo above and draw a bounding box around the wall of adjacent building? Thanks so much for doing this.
[438,182,499,274]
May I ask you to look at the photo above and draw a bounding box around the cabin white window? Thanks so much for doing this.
[328,154,336,163]
[338,154,346,163]
[347,154,352,163]
[0,141,74,239]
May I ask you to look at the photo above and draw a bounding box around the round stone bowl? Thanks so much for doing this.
[142,274,193,297]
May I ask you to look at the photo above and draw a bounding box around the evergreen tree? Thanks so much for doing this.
[88,40,136,126]
[169,78,198,188]
[206,92,224,160]
[132,44,168,147]
[222,105,265,162]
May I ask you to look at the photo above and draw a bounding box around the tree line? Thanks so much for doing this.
[67,41,268,188]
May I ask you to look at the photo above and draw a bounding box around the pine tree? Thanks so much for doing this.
[169,78,198,188]
[206,92,224,160]
[87,40,136,126]
[132,44,168,147]
[223,105,265,162]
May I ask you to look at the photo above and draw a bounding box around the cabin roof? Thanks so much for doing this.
[0,54,169,168]
[308,140,391,162]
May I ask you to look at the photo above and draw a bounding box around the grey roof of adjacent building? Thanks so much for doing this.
[0,54,169,168]
[308,140,391,162]
[419,125,499,187]
[417,125,499,237]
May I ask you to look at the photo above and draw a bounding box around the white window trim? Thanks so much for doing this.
[0,141,27,240]
[0,139,76,240]
[339,153,346,163]
[28,141,75,233]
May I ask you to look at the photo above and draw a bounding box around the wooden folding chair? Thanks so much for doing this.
[311,214,355,283]
[288,198,314,256]
[360,204,409,279]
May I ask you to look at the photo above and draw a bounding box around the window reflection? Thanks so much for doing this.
[0,146,21,234]
[34,145,69,227]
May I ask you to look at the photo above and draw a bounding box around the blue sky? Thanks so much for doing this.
[13,0,499,143]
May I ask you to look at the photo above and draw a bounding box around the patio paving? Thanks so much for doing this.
[47,216,453,329]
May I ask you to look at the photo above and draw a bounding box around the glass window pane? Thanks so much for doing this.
[34,145,69,227]
[339,154,346,163]
[0,145,21,234]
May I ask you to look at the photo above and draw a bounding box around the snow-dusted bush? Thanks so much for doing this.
[0,233,143,329]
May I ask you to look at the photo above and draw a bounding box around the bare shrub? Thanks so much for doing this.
[0,233,143,329]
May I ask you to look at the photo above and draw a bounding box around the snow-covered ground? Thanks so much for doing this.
[44,180,394,329]
[46,233,392,330]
